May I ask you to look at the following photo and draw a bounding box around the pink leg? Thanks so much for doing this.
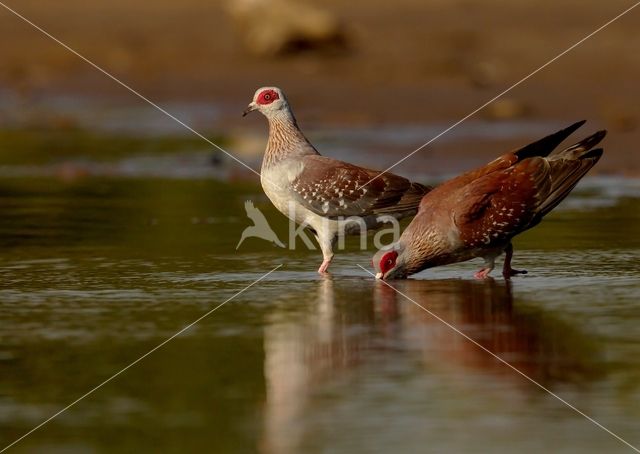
[474,268,493,280]
[316,234,335,275]
[474,256,495,279]
[502,243,527,279]
[318,257,332,274]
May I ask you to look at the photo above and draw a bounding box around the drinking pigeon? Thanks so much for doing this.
[372,120,605,280]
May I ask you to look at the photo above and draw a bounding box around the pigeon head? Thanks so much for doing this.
[243,87,289,117]
[372,244,408,280]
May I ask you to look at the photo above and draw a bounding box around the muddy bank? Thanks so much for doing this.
[0,0,638,174]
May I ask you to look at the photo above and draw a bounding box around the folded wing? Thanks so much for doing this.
[290,155,430,218]
[454,128,605,247]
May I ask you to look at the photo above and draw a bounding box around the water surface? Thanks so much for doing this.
[0,176,639,453]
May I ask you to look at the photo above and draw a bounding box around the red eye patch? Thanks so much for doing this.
[257,89,279,105]
[380,250,398,274]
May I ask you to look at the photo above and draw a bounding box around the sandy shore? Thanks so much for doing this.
[0,0,638,174]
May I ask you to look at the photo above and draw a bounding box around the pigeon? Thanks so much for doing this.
[243,86,430,273]
[372,120,606,280]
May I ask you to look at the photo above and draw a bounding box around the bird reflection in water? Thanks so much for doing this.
[374,279,599,384]
[260,277,600,454]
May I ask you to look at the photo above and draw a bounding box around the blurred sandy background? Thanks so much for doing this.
[0,0,638,175]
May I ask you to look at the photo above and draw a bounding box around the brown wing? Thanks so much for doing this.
[424,120,587,211]
[453,135,603,249]
[290,155,430,218]
[533,147,603,222]
[453,157,551,249]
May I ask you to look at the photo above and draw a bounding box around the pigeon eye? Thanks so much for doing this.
[379,251,398,273]
[264,93,271,100]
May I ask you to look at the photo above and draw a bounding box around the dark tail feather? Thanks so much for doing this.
[549,129,607,159]
[581,147,605,160]
[514,120,586,160]
[536,148,603,218]
[378,181,431,216]
[400,181,432,210]
[412,181,432,196]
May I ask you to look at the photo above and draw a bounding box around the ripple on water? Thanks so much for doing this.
[0,177,639,453]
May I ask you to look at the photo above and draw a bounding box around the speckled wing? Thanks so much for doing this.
[424,121,587,209]
[453,157,551,248]
[290,155,429,218]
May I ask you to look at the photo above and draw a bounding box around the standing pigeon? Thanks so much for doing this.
[243,86,430,273]
[372,121,606,280]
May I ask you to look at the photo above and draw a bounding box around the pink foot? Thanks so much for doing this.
[473,268,492,280]
[502,268,528,279]
[318,259,331,274]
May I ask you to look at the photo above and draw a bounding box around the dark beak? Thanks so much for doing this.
[242,102,257,117]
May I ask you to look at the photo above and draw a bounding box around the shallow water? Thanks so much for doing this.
[0,176,639,453]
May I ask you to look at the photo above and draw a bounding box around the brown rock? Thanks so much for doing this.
[227,0,348,56]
